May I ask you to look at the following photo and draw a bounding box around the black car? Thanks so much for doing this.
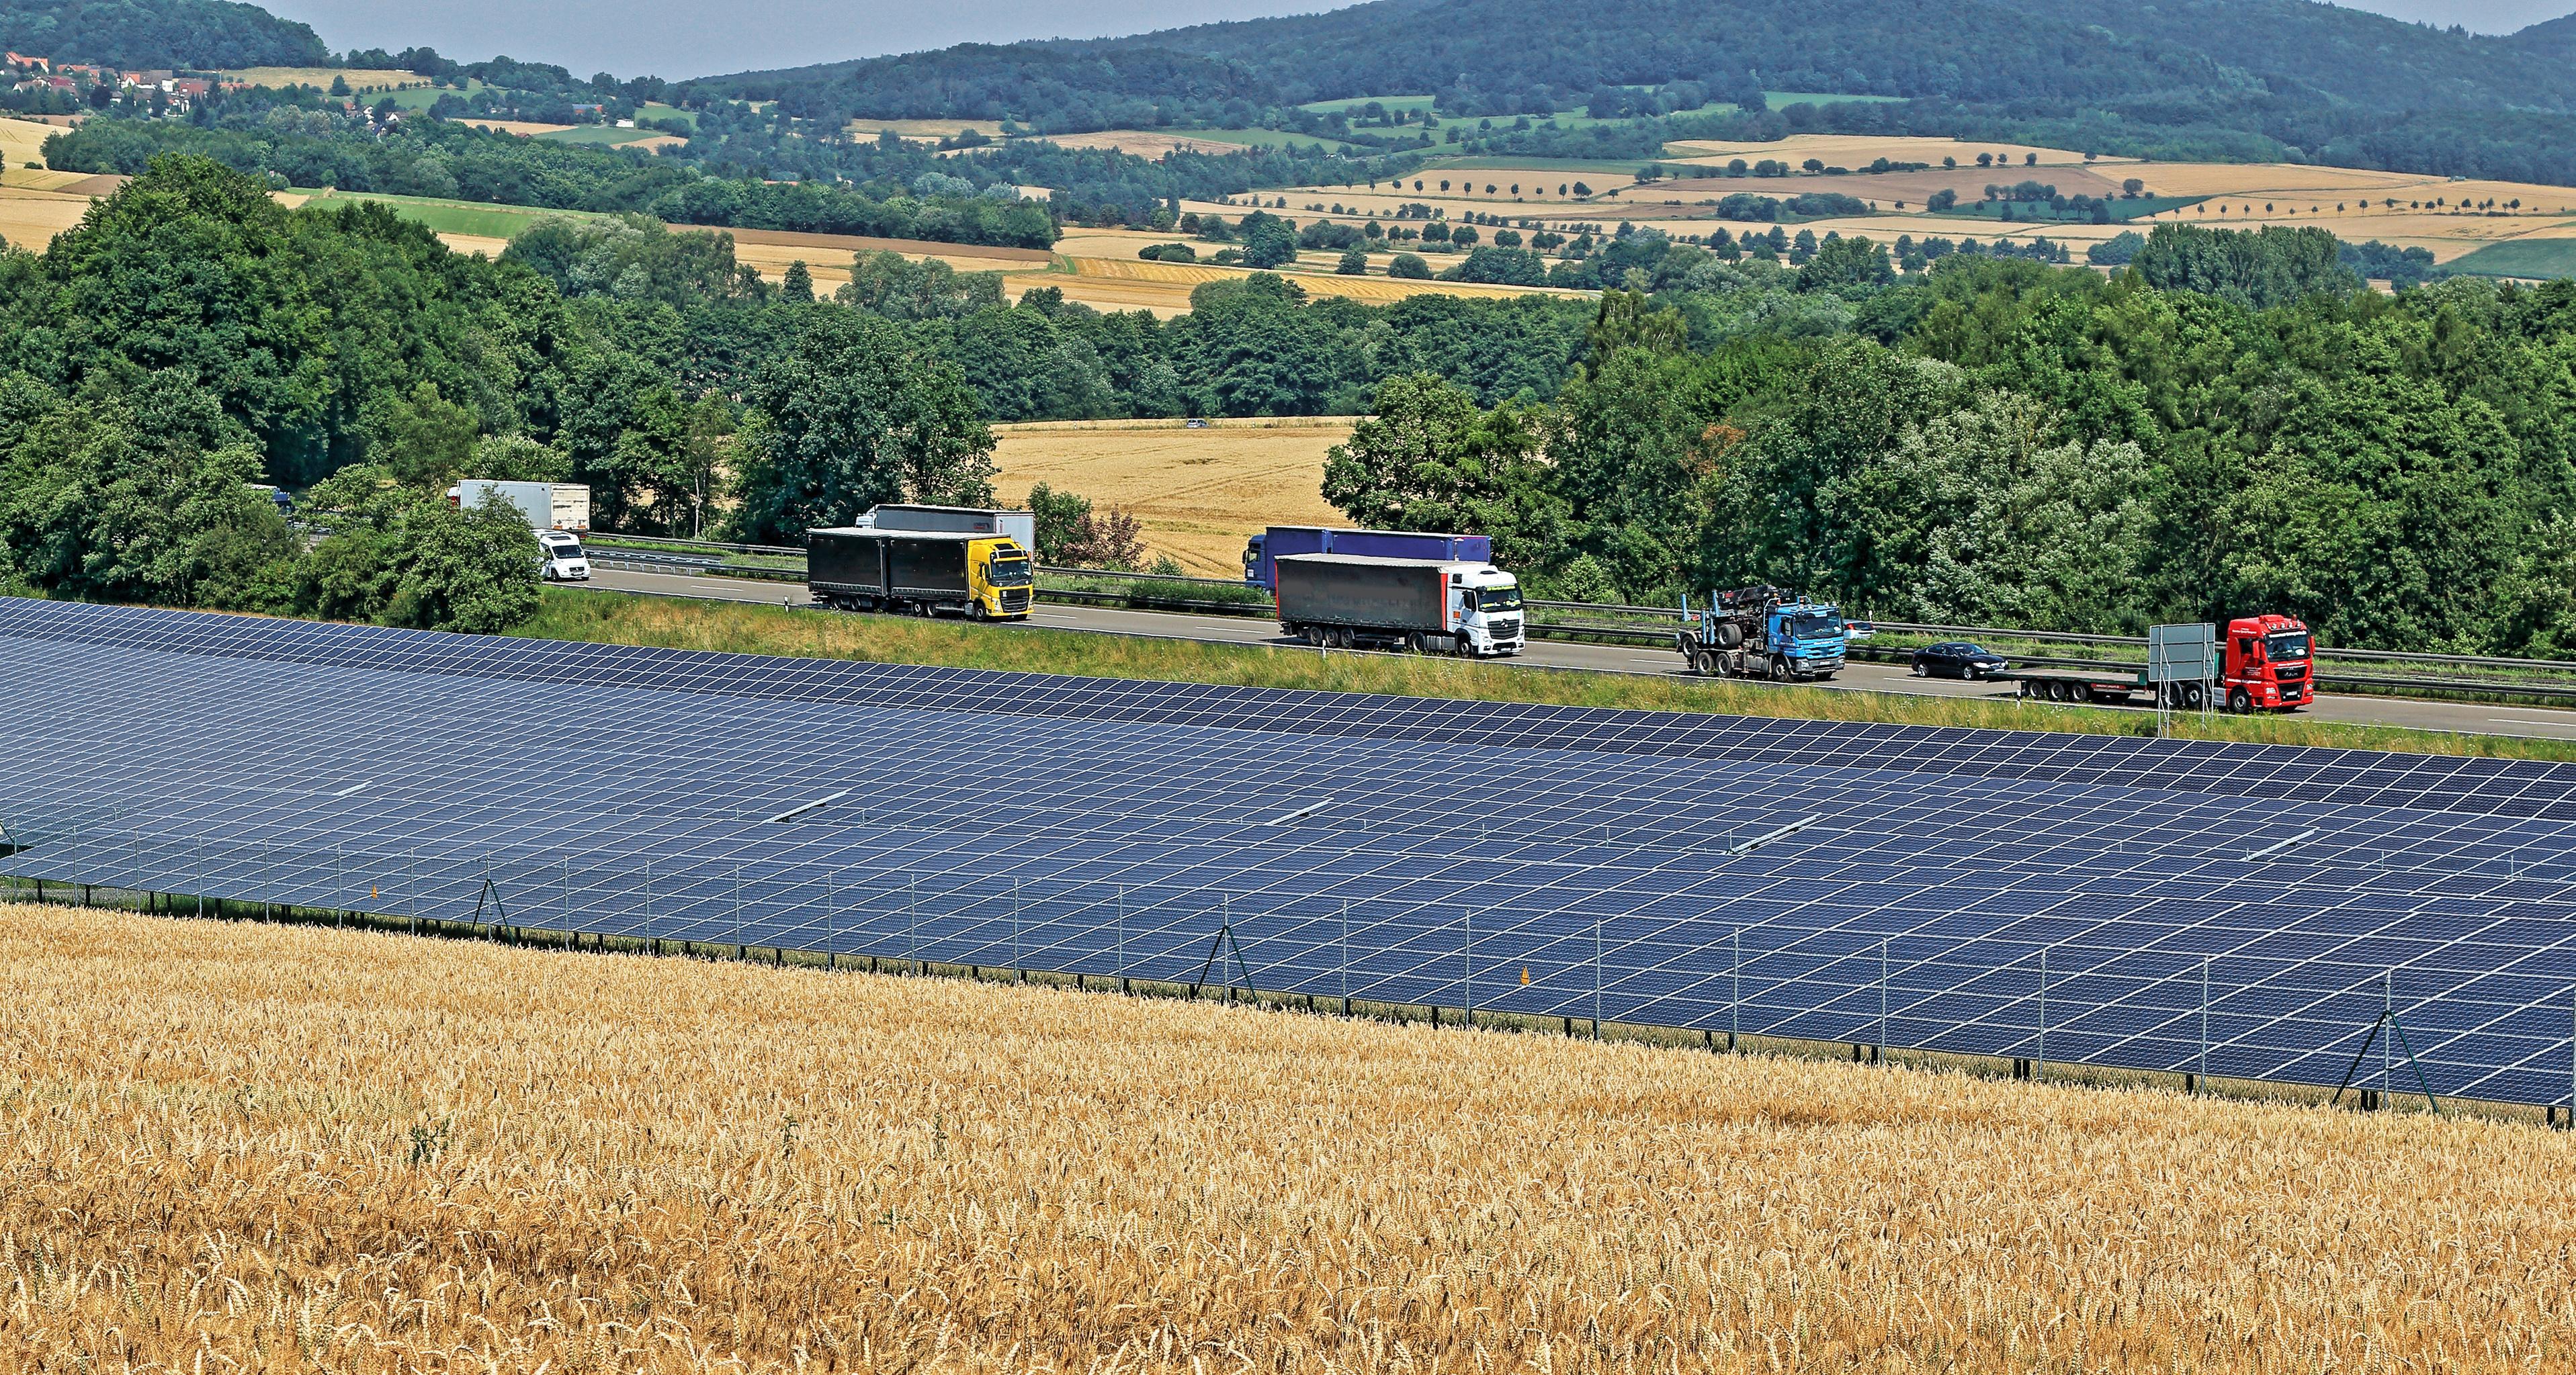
[1912,641,2010,679]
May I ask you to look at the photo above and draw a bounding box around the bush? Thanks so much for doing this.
[1336,248,1369,275]
[2087,230,2147,266]
[1138,242,1198,262]
[1785,192,1869,217]
[1439,246,1548,285]
[1387,253,1431,279]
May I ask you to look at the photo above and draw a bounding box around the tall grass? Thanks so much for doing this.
[519,588,2576,763]
[6,903,2574,1372]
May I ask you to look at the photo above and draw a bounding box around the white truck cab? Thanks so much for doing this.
[536,529,591,582]
[1448,566,1525,656]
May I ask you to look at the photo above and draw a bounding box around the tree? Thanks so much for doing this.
[365,380,480,486]
[781,259,814,302]
[1321,373,1563,568]
[730,312,996,543]
[1025,480,1144,567]
[1336,247,1369,275]
[1586,290,1687,357]
[1240,212,1299,269]
[1867,393,2155,630]
[2128,223,2358,309]
[0,373,298,611]
[1795,235,1894,292]
[836,250,1005,318]
[295,465,542,633]
[1387,253,1430,279]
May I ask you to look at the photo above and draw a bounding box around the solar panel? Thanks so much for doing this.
[3,595,2575,1108]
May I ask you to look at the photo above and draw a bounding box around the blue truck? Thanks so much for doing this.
[1244,527,1492,590]
[1676,586,1848,680]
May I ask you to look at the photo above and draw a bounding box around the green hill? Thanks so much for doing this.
[0,0,327,69]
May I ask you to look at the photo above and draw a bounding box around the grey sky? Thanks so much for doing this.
[257,0,2573,83]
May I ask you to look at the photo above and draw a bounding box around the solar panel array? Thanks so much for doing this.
[4,596,2575,1107]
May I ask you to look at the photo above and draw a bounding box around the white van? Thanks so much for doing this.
[537,529,591,581]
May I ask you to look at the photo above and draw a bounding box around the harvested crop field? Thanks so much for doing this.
[0,185,93,249]
[1664,133,2103,169]
[9,901,2576,1372]
[992,417,1348,574]
[1065,253,1576,307]
[0,116,58,167]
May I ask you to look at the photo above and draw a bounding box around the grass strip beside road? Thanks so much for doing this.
[521,589,2576,763]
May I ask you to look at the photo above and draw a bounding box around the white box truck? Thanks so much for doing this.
[1275,554,1525,656]
[850,504,1037,551]
[449,480,593,582]
[452,480,592,532]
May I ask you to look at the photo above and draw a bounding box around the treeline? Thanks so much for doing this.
[43,116,1059,248]
[1321,225,2576,656]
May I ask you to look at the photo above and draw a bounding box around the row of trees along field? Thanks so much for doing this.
[39,85,1421,228]
[5,157,2576,658]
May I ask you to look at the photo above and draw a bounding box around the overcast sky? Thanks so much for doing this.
[257,0,2575,83]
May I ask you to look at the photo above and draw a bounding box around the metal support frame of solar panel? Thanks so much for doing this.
[4,599,2576,1109]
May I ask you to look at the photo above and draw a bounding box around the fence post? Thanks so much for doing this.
[1730,926,1740,1052]
[1592,911,1603,1039]
[2382,970,2395,1101]
[2036,947,2048,1079]
[908,873,918,971]
[1013,879,1023,983]
[2200,957,2210,1090]
[1879,937,1889,1059]
[1463,904,1473,1025]
[1338,897,1349,1009]
[1117,885,1127,992]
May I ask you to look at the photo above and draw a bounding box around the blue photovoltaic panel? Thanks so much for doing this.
[1,596,2573,1106]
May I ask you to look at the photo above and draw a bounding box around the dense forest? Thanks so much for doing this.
[0,0,325,69]
[6,156,2576,660]
[701,0,2576,187]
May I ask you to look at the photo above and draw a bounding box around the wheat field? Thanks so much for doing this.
[993,418,1350,573]
[6,901,2576,1373]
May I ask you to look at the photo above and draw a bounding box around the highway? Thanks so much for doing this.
[581,566,2576,742]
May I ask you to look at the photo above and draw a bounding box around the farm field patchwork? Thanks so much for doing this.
[8,901,2576,1370]
[991,417,1350,574]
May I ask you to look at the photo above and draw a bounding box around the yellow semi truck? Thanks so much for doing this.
[807,528,1033,620]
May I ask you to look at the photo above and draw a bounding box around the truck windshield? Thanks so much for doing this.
[1790,613,1843,639]
[988,558,1033,586]
[2266,631,2311,660]
[1476,586,1522,612]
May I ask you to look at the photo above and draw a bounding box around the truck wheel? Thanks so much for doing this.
[2228,686,2253,715]
[2070,683,2093,704]
[1768,655,1789,681]
[1716,623,1744,650]
[967,603,987,621]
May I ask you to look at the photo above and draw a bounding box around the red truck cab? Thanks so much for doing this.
[2219,614,2313,712]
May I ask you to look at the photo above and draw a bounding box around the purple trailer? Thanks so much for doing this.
[1242,526,1494,590]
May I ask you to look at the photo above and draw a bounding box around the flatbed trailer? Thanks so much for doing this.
[1993,668,2206,709]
